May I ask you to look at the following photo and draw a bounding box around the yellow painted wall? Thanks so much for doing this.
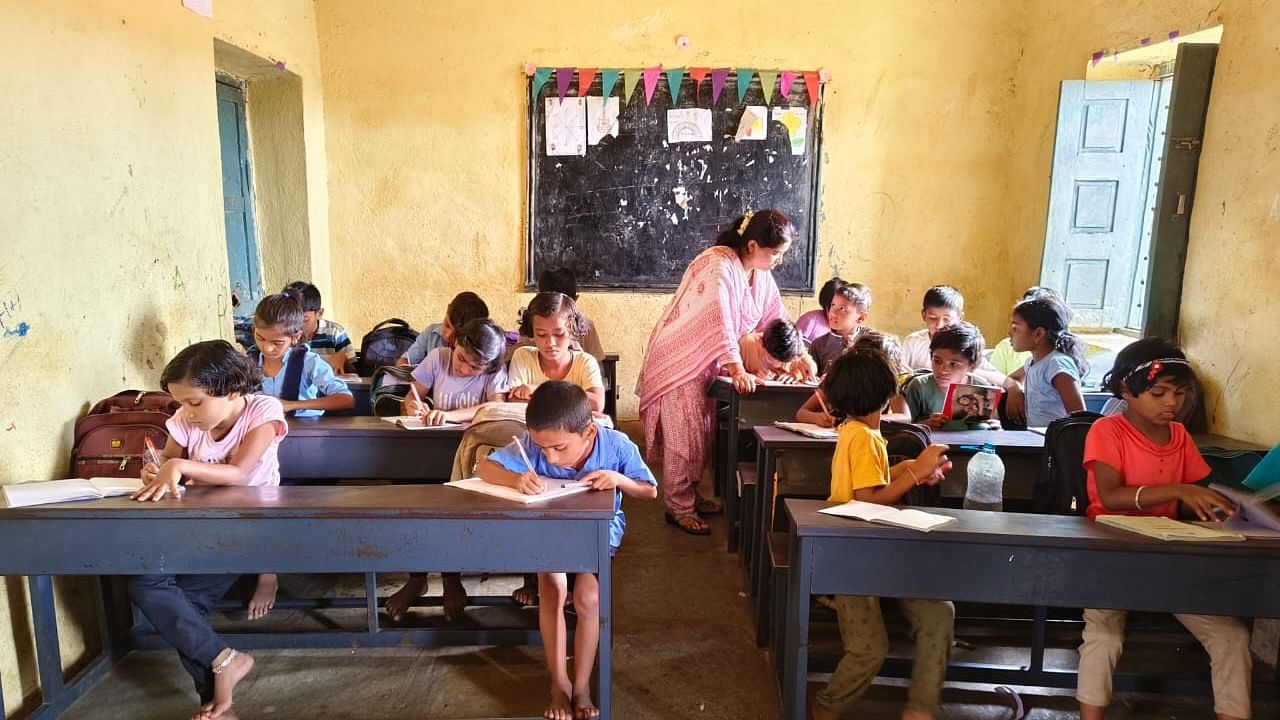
[0,0,330,713]
[315,0,1033,420]
[1006,0,1280,444]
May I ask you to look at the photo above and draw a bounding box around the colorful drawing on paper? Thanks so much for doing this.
[771,106,808,155]
[545,97,587,157]
[586,96,620,146]
[666,108,713,144]
[735,106,768,141]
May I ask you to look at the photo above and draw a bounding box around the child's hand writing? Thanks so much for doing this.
[141,462,160,484]
[403,394,428,418]
[424,409,449,426]
[581,469,623,491]
[515,471,545,495]
[1178,485,1235,521]
[132,462,184,502]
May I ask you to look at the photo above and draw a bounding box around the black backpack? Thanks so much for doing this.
[1035,411,1104,515]
[358,318,418,376]
[881,420,938,507]
[370,364,417,416]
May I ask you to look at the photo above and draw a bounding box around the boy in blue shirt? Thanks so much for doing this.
[284,281,356,375]
[478,381,656,720]
[251,294,354,418]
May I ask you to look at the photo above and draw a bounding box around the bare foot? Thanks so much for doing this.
[512,576,539,607]
[441,574,468,622]
[247,574,278,620]
[573,689,599,719]
[544,683,574,720]
[194,711,238,720]
[198,650,253,719]
[385,576,430,622]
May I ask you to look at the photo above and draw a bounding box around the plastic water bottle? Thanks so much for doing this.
[963,443,1004,512]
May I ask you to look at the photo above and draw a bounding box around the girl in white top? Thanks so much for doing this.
[508,292,605,412]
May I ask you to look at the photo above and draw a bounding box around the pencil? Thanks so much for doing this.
[512,435,537,474]
[815,391,831,417]
[408,384,425,417]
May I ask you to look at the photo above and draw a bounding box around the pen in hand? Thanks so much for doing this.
[511,435,545,494]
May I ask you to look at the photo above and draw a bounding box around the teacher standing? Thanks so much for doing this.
[637,209,795,535]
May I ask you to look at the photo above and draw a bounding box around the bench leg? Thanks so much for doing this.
[365,573,381,634]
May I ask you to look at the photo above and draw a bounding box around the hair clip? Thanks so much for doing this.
[737,210,755,236]
[1147,360,1163,381]
[1124,357,1190,383]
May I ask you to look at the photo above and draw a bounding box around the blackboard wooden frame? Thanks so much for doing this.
[525,71,824,294]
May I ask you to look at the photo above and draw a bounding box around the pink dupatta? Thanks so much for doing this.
[636,246,787,412]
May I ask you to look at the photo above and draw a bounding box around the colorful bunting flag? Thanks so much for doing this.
[642,66,662,105]
[711,68,730,104]
[555,67,574,100]
[578,68,598,97]
[779,71,798,100]
[622,68,641,103]
[803,71,820,110]
[736,68,755,103]
[532,67,553,98]
[666,68,686,104]
[757,70,778,104]
[600,69,620,98]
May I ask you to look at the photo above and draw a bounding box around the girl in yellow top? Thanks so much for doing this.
[815,348,954,720]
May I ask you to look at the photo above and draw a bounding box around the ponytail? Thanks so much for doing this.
[714,208,797,252]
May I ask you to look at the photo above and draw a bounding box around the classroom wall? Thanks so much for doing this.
[0,0,330,713]
[1006,0,1280,444]
[315,0,1032,420]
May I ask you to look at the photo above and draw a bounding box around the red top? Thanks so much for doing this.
[1084,414,1210,519]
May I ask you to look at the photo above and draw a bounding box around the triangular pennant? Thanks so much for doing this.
[600,69,620,98]
[779,71,798,100]
[642,66,662,105]
[555,67,574,100]
[665,67,685,104]
[758,70,778,104]
[803,70,820,110]
[622,68,641,103]
[736,69,755,103]
[711,68,730,104]
[578,68,598,97]
[532,68,553,98]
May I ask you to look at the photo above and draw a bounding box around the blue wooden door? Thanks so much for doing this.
[216,79,262,317]
[1040,80,1158,328]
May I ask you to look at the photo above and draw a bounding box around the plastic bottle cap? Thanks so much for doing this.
[982,442,996,453]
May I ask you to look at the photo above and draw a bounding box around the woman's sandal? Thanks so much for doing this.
[695,497,724,515]
[665,512,711,535]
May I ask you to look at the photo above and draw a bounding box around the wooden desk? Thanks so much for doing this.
[280,416,466,482]
[0,485,616,720]
[342,376,373,416]
[781,499,1280,720]
[1196,433,1271,453]
[707,377,818,552]
[602,353,619,424]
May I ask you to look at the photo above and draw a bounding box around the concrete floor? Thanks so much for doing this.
[58,433,1273,719]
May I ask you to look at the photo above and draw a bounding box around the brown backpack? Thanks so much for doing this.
[70,391,180,478]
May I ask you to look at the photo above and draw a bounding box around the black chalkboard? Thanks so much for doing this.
[527,71,823,292]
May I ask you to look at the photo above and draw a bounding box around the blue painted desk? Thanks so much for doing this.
[0,485,616,720]
[781,499,1280,720]
[707,377,817,552]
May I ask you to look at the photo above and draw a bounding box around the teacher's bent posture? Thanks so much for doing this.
[636,209,794,535]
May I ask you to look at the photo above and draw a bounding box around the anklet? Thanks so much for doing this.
[212,649,238,675]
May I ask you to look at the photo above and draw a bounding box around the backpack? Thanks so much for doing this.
[358,318,418,376]
[881,420,939,507]
[1035,411,1103,515]
[71,391,180,479]
[370,364,417,416]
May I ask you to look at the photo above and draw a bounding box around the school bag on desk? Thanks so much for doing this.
[369,364,417,416]
[357,318,418,376]
[70,390,180,479]
[881,420,939,507]
[1033,411,1103,515]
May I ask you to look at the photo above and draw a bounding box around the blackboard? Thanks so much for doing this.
[526,71,823,292]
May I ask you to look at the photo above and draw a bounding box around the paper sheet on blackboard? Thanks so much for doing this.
[666,108,712,143]
[771,106,808,155]
[545,97,586,157]
[586,96,619,146]
[735,106,768,141]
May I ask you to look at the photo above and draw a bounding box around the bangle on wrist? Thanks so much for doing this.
[905,466,920,485]
[1134,485,1146,510]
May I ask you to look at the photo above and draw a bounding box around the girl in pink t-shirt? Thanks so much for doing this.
[1080,338,1248,720]
[131,340,288,719]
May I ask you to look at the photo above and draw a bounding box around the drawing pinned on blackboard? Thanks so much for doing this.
[771,106,808,155]
[666,108,712,143]
[735,106,768,141]
[586,96,619,146]
[545,97,586,157]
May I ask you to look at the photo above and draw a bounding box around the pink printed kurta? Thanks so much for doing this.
[637,246,788,516]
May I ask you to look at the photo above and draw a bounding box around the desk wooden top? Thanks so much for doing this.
[0,485,615,520]
[1195,433,1271,453]
[784,498,1280,557]
[707,376,819,400]
[753,425,1045,452]
[286,415,468,438]
[342,377,372,390]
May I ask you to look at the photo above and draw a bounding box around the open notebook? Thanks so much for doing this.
[773,421,838,439]
[3,477,144,508]
[819,500,957,532]
[445,476,592,504]
[1096,515,1246,542]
